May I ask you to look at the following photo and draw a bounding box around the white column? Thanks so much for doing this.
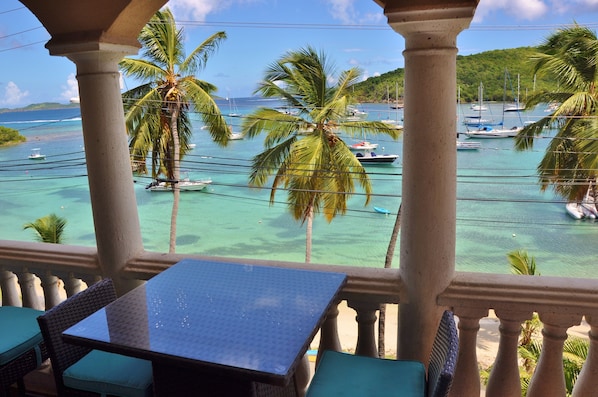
[386,9,474,362]
[58,45,144,293]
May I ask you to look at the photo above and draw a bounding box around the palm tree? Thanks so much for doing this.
[379,203,402,357]
[120,8,229,253]
[514,25,598,203]
[507,249,538,276]
[507,249,540,374]
[23,213,67,244]
[242,46,401,263]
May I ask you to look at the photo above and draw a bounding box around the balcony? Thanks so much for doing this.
[2,241,597,397]
[6,1,598,396]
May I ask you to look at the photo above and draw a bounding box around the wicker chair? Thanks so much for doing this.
[0,306,49,397]
[306,310,459,397]
[37,278,153,397]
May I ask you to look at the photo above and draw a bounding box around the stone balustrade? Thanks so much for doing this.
[1,241,597,396]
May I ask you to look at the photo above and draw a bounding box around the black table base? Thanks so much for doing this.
[152,363,298,397]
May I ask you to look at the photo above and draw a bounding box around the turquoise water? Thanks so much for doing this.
[0,99,596,277]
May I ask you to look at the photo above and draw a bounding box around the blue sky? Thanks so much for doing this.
[1,0,598,107]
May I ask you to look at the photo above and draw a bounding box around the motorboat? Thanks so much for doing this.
[456,140,481,150]
[345,105,368,121]
[28,148,46,160]
[350,141,378,151]
[353,148,398,164]
[146,177,212,192]
[349,139,397,164]
[470,104,487,111]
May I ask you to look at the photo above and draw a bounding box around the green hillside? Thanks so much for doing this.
[352,47,556,104]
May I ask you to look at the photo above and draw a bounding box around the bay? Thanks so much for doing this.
[0,98,596,278]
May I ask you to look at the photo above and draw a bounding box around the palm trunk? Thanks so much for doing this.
[305,205,314,263]
[169,102,181,253]
[378,203,402,357]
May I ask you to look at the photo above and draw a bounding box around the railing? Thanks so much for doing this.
[1,240,597,397]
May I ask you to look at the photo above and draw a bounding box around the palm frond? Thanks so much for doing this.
[23,213,67,244]
[507,250,538,275]
[249,136,296,188]
[180,31,227,74]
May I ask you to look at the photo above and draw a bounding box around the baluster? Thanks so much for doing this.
[317,303,342,366]
[486,310,532,397]
[347,300,379,357]
[0,270,20,306]
[17,270,42,309]
[450,307,487,397]
[64,273,84,298]
[40,271,63,310]
[572,315,598,396]
[294,355,310,397]
[527,313,582,397]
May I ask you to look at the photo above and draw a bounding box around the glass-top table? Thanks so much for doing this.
[63,259,346,396]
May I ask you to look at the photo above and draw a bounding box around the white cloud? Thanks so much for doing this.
[550,0,598,14]
[0,82,29,107]
[168,0,221,21]
[168,0,263,21]
[60,73,79,102]
[474,0,548,22]
[326,0,356,24]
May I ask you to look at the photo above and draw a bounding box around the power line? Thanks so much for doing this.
[0,6,26,15]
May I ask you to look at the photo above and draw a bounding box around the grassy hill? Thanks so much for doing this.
[352,47,556,104]
[0,102,79,114]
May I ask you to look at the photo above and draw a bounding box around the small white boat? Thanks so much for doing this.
[146,177,212,192]
[566,202,584,220]
[354,148,398,164]
[581,188,598,218]
[228,126,244,140]
[28,148,46,160]
[470,104,487,111]
[350,134,398,164]
[504,102,525,112]
[464,126,520,139]
[456,140,481,150]
[350,141,378,151]
[345,105,368,121]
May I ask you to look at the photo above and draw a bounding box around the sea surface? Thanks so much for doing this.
[0,98,596,278]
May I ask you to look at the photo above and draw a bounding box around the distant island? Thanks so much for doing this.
[0,102,79,114]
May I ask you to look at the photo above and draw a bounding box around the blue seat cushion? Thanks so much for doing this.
[0,306,44,366]
[307,350,426,397]
[63,350,153,397]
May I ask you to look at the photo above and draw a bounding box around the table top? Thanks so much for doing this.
[63,259,346,386]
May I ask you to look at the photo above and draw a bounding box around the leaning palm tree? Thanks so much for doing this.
[120,8,229,253]
[242,46,401,263]
[23,213,67,244]
[514,25,598,203]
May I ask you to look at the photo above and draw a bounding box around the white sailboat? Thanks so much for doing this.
[463,82,497,127]
[380,84,403,129]
[504,73,525,112]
